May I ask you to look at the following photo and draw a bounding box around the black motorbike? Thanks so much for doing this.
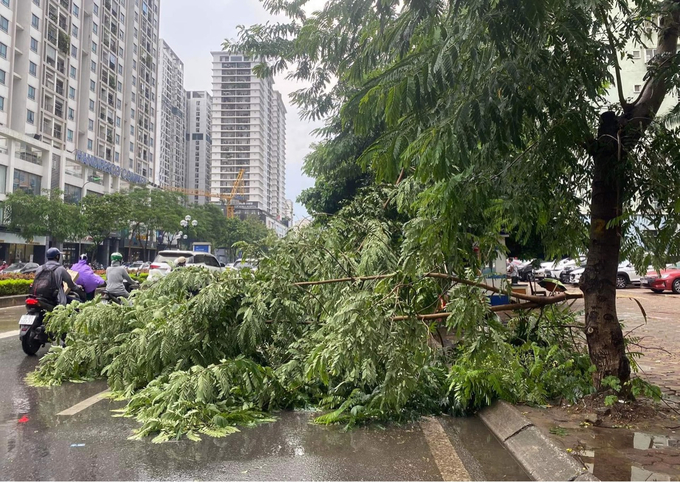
[19,291,85,356]
[99,279,139,304]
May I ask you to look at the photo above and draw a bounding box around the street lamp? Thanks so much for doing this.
[179,216,198,250]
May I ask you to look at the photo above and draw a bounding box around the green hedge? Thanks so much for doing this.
[0,279,32,296]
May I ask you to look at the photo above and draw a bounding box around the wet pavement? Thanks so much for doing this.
[0,306,24,334]
[0,336,529,481]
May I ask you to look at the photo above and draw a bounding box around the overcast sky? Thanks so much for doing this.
[159,0,326,222]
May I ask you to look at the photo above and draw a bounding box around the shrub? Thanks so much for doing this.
[0,279,33,296]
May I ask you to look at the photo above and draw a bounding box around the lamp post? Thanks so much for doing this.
[179,215,198,251]
[78,173,102,260]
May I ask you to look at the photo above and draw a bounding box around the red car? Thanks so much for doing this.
[642,265,680,294]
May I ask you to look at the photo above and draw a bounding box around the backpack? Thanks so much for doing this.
[32,264,60,302]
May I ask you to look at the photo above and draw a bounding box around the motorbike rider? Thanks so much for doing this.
[32,248,84,306]
[105,252,136,299]
[71,254,105,300]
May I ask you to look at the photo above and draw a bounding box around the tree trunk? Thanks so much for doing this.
[581,111,630,389]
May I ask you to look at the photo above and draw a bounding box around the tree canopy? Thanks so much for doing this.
[231,0,680,387]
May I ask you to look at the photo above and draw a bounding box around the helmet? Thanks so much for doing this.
[176,256,187,266]
[80,253,88,261]
[111,252,123,262]
[46,248,61,261]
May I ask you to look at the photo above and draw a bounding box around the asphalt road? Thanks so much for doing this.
[0,333,528,480]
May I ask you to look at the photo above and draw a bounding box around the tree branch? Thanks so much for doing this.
[601,8,628,108]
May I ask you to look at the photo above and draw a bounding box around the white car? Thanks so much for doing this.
[533,261,556,280]
[544,258,585,281]
[148,250,224,280]
[569,261,648,288]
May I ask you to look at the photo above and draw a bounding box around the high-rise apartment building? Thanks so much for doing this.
[154,39,185,188]
[0,0,160,261]
[210,52,287,224]
[185,90,212,205]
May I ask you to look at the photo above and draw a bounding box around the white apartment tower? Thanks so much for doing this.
[185,90,212,205]
[0,0,160,204]
[211,52,287,220]
[154,39,185,188]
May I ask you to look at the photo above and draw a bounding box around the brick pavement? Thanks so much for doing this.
[573,289,680,401]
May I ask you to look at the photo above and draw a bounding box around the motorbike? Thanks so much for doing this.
[19,290,85,356]
[99,279,139,304]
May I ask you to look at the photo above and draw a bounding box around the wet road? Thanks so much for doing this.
[0,306,24,334]
[0,334,529,481]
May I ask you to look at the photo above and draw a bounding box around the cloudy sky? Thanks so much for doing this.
[159,0,326,222]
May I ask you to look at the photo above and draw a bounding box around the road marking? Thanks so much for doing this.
[0,330,18,340]
[419,417,470,481]
[57,390,111,416]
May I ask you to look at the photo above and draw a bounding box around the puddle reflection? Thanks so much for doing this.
[575,430,679,481]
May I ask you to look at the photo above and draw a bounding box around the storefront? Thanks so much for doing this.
[0,232,48,264]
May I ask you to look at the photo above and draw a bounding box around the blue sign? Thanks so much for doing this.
[192,243,211,253]
[75,150,148,185]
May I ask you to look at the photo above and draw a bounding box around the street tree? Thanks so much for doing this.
[80,192,131,257]
[4,189,84,247]
[231,0,680,389]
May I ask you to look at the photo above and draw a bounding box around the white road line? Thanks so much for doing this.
[0,330,18,340]
[419,417,471,481]
[57,390,111,416]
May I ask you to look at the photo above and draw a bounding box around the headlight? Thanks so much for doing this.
[661,274,671,279]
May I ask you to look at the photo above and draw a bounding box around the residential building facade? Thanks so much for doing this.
[185,90,212,204]
[154,39,185,188]
[210,52,288,233]
[0,0,160,262]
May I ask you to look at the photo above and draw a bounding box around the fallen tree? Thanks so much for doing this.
[28,192,605,442]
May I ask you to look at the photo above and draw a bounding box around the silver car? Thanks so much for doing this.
[148,250,224,280]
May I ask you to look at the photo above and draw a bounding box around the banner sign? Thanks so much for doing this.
[75,150,148,185]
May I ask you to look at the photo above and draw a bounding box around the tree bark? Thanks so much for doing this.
[581,2,680,389]
[581,112,630,389]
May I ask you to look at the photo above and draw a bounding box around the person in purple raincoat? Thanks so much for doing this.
[71,254,105,300]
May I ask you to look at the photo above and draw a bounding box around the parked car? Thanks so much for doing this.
[148,250,224,280]
[569,261,648,288]
[545,258,585,281]
[126,261,150,273]
[517,260,537,281]
[533,261,555,280]
[19,263,40,274]
[641,263,680,294]
[3,262,27,273]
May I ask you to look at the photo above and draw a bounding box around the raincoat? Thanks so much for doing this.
[70,259,105,294]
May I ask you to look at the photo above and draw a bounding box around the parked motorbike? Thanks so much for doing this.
[19,291,85,356]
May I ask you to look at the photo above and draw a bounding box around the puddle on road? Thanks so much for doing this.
[574,429,680,481]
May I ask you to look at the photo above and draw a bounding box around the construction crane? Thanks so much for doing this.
[162,169,246,218]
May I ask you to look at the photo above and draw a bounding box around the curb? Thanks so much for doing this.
[0,295,27,309]
[479,401,599,481]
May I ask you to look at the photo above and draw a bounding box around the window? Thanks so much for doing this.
[28,85,35,100]
[68,108,74,120]
[13,170,42,195]
[0,0,8,7]
[67,129,74,142]
[71,45,78,58]
[0,16,9,33]
[130,126,134,135]
[64,184,82,204]
[91,60,97,73]
[631,50,641,59]
[0,96,4,112]
[645,49,656,63]
[72,25,79,39]
[30,38,39,53]
[70,66,77,79]
[90,79,95,92]
[0,69,4,85]
[73,4,79,18]
[69,87,75,99]
[115,134,120,145]
[88,139,93,150]
[33,0,40,6]
[130,142,134,152]
[0,42,6,59]
[89,99,95,111]
[31,14,39,29]
[116,116,121,127]
[117,81,122,92]
[93,3,99,16]
[92,42,97,54]
[88,119,94,131]
[29,62,37,77]
[27,110,35,124]
[634,85,642,93]
[93,23,98,35]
